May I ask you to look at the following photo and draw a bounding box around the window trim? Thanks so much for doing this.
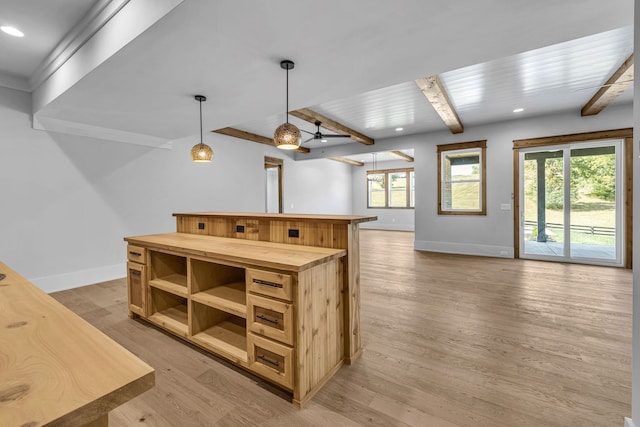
[366,167,415,209]
[437,140,487,215]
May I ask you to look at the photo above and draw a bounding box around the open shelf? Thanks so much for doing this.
[191,301,247,363]
[149,250,187,297]
[149,287,188,337]
[149,273,188,297]
[191,281,246,318]
[192,320,248,362]
[149,305,188,337]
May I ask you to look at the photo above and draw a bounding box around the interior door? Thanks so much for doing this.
[265,160,283,213]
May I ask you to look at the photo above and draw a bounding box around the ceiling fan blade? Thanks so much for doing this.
[322,134,351,138]
[302,137,314,144]
[300,129,315,135]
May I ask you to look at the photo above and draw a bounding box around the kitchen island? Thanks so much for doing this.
[124,231,349,407]
[172,212,377,362]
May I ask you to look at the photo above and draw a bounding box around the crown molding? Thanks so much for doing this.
[32,0,184,114]
[29,0,131,92]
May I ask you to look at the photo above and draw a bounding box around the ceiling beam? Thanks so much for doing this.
[388,150,414,162]
[328,157,364,167]
[581,54,634,116]
[213,127,310,153]
[290,108,374,145]
[415,75,464,134]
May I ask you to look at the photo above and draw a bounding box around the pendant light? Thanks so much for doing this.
[367,153,378,182]
[273,60,301,150]
[190,95,213,162]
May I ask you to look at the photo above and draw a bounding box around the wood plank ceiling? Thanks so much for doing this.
[213,26,632,159]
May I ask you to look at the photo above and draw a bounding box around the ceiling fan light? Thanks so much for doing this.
[190,142,213,162]
[274,122,301,150]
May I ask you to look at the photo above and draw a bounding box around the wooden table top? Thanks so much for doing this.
[125,232,346,271]
[172,212,378,225]
[0,262,155,427]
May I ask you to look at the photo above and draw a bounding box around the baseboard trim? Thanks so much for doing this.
[625,417,636,427]
[31,262,126,293]
[360,223,414,232]
[414,240,513,258]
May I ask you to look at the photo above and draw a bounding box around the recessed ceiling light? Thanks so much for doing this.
[1,26,24,37]
[321,139,327,142]
[513,108,524,113]
[395,127,403,131]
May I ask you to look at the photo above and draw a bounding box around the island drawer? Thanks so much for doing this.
[247,294,293,345]
[127,245,147,264]
[248,333,293,390]
[247,269,292,301]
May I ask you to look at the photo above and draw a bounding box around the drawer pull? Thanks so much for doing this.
[254,280,282,289]
[130,270,141,276]
[258,354,280,367]
[129,251,142,257]
[256,314,279,325]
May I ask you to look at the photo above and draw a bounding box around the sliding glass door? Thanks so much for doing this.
[519,140,622,265]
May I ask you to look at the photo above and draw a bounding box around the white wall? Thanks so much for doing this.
[297,102,633,258]
[413,104,633,258]
[2,79,631,294]
[282,157,352,215]
[352,159,415,231]
[0,86,352,292]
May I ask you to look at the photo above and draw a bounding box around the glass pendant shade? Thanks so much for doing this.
[190,142,213,162]
[274,122,301,150]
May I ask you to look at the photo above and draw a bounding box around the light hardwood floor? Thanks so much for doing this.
[51,230,632,426]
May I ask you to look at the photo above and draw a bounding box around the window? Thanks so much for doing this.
[389,171,406,207]
[367,168,414,208]
[437,140,486,215]
[367,173,386,207]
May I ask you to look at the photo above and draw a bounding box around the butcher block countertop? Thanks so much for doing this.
[125,232,346,272]
[0,262,155,427]
[172,212,377,225]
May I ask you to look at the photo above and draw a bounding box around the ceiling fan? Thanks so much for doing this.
[301,120,350,144]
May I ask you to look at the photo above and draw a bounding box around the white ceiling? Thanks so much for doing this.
[0,0,634,157]
[0,0,99,79]
[236,25,634,151]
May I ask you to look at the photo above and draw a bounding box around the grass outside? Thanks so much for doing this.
[449,182,480,210]
[523,153,617,246]
[370,188,407,207]
[525,195,615,245]
[372,179,616,246]
[541,227,614,245]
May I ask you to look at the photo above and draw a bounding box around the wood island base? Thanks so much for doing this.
[125,231,348,407]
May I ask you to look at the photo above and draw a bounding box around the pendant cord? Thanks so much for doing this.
[285,67,289,123]
[199,98,203,144]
